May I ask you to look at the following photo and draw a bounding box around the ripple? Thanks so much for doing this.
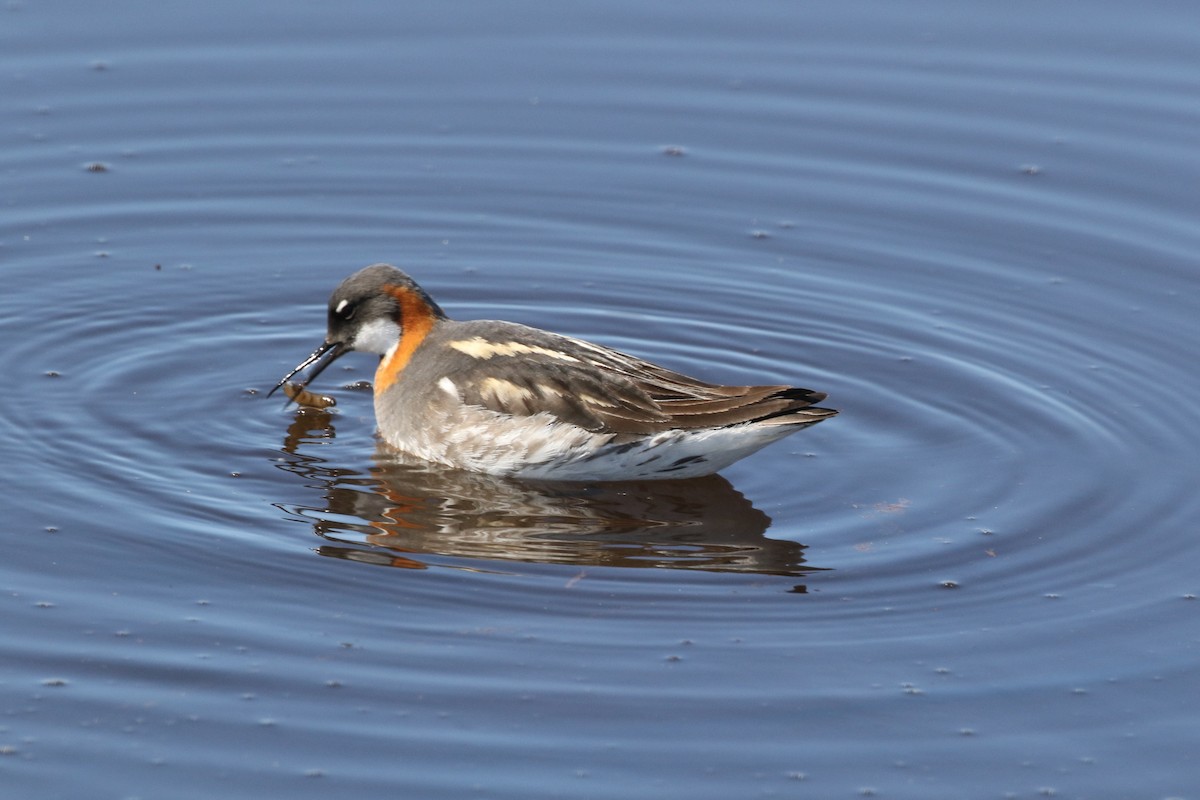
[4,2,1200,795]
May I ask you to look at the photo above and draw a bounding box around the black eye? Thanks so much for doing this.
[333,299,356,320]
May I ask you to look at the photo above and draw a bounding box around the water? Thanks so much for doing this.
[3,1,1199,797]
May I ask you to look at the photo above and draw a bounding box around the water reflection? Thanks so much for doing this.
[274,407,821,577]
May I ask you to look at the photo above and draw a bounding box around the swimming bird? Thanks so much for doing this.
[269,264,836,481]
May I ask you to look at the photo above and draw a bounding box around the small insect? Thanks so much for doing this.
[281,381,337,409]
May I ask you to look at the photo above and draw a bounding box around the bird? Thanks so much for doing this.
[269,264,837,481]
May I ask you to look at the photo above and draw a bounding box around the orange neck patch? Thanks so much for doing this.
[374,284,439,394]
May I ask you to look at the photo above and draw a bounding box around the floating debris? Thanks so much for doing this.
[282,381,336,409]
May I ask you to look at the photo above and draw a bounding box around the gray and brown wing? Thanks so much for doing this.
[440,324,836,435]
[449,356,672,434]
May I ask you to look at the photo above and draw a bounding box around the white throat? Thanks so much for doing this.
[352,318,402,355]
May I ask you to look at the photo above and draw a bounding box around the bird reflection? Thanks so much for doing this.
[274,405,821,578]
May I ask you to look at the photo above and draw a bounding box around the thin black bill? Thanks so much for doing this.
[267,340,349,399]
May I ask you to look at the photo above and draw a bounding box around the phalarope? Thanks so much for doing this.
[270,264,836,481]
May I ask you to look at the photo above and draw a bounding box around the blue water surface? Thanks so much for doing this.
[2,1,1199,798]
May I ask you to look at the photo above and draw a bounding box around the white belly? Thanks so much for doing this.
[377,397,800,481]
